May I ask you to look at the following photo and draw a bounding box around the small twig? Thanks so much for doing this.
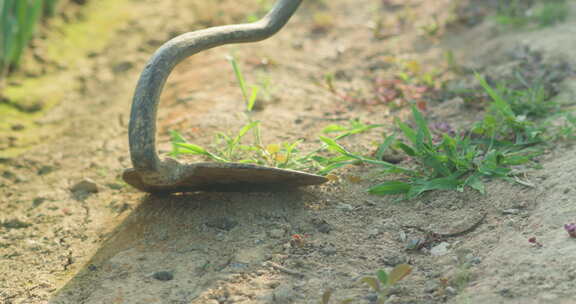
[403,213,487,251]
[439,212,487,238]
[265,261,305,278]
[404,213,487,238]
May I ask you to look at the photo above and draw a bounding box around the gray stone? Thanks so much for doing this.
[205,217,238,231]
[37,165,55,175]
[430,242,450,256]
[152,271,173,281]
[320,245,337,256]
[502,209,520,215]
[71,178,99,194]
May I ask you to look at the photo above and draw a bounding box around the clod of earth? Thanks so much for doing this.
[122,0,327,194]
[152,271,174,281]
[70,178,99,194]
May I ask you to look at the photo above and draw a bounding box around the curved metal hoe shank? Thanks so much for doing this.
[123,0,328,193]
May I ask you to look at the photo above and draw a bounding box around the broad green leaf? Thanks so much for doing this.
[388,264,412,285]
[369,181,411,195]
[465,174,485,194]
[396,119,417,145]
[396,142,416,156]
[408,176,462,198]
[376,269,389,285]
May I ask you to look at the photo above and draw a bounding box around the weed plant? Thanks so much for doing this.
[321,264,412,304]
[495,0,567,28]
[170,56,381,171]
[320,74,552,199]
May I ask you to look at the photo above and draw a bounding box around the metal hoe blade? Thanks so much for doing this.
[123,0,328,193]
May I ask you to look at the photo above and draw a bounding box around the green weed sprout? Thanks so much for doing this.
[471,73,546,147]
[360,264,413,304]
[169,55,331,170]
[319,72,546,198]
[320,264,412,304]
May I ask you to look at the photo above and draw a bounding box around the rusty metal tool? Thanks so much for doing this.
[123,0,328,193]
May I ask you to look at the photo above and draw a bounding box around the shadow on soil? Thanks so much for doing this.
[50,189,317,303]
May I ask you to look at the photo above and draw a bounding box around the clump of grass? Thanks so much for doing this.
[170,56,381,172]
[531,0,568,27]
[495,0,568,28]
[320,73,551,199]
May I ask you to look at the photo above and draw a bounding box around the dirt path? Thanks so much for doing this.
[1,0,576,303]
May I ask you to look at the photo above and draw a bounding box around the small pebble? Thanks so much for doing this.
[430,242,450,256]
[70,178,99,194]
[152,271,174,281]
[502,209,520,215]
[32,197,46,207]
[311,218,332,233]
[11,124,25,131]
[205,217,238,231]
[320,245,337,256]
[37,165,55,175]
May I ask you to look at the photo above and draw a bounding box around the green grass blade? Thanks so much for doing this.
[476,73,514,117]
[396,118,417,145]
[375,133,396,160]
[369,181,411,195]
[226,55,249,105]
[411,105,433,146]
[247,85,259,112]
[376,269,389,285]
[318,159,357,175]
[396,142,416,157]
[319,136,351,156]
[175,142,227,162]
[408,175,462,198]
[233,121,259,146]
[174,142,209,155]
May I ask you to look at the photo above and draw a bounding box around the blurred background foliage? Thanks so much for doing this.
[0,0,63,82]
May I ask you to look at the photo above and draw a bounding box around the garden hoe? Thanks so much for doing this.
[123,0,328,193]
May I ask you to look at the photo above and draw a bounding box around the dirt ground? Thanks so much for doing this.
[1,0,576,303]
